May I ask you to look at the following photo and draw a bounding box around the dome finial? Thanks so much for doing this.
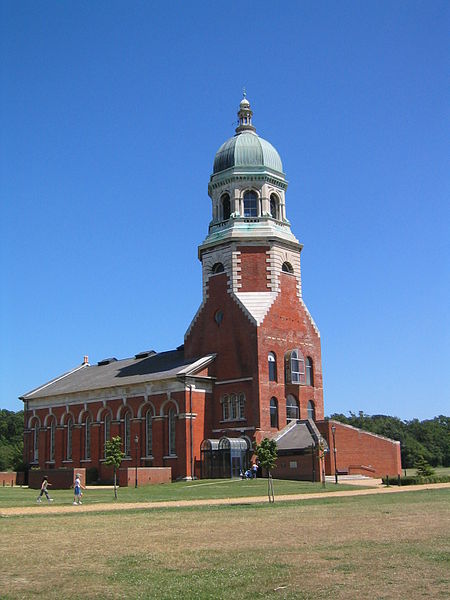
[236,91,255,134]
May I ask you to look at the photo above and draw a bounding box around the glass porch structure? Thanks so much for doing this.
[200,437,252,479]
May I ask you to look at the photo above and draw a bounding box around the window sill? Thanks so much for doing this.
[220,419,247,424]
[163,455,178,460]
[80,460,92,463]
[62,460,73,464]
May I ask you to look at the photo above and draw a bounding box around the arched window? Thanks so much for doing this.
[286,395,299,422]
[221,395,229,421]
[270,398,278,428]
[307,400,316,421]
[232,394,238,420]
[221,393,245,421]
[103,412,111,457]
[49,417,56,462]
[30,418,40,463]
[270,194,279,219]
[84,415,91,460]
[306,357,314,386]
[221,193,231,220]
[268,352,277,382]
[168,408,176,455]
[66,416,73,461]
[282,262,294,274]
[285,349,306,384]
[212,262,224,274]
[124,411,131,456]
[238,393,245,419]
[145,411,153,457]
[243,190,258,217]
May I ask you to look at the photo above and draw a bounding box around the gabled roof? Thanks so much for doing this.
[274,419,326,454]
[20,350,216,400]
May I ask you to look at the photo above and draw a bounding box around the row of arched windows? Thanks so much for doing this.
[268,350,314,386]
[270,397,316,428]
[218,191,281,221]
[28,407,178,463]
[221,393,246,421]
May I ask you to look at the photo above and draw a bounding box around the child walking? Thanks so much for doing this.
[73,473,85,505]
[36,476,53,503]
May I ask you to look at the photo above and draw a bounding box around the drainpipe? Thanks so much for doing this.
[178,376,194,480]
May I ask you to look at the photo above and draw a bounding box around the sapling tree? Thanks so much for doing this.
[254,437,278,503]
[415,455,435,477]
[104,436,124,499]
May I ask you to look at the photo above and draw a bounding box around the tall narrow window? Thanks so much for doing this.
[33,421,39,462]
[146,411,153,456]
[168,408,176,455]
[270,398,278,428]
[230,394,238,420]
[84,416,91,460]
[221,193,231,220]
[243,191,258,217]
[238,393,245,419]
[307,400,316,421]
[268,352,277,381]
[104,412,111,456]
[124,412,131,456]
[306,357,314,386]
[66,417,73,461]
[49,418,56,462]
[270,194,279,219]
[285,349,306,384]
[221,395,229,420]
[286,395,299,422]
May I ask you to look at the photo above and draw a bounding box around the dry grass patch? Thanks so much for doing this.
[1,490,449,599]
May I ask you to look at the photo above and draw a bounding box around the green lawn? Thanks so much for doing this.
[0,489,449,599]
[403,466,450,477]
[0,478,364,508]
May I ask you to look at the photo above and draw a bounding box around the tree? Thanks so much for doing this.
[254,438,278,503]
[415,455,435,477]
[104,436,124,499]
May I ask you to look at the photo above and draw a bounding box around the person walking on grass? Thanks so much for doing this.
[73,473,85,505]
[36,476,53,503]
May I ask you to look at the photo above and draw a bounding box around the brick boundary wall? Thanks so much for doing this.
[28,468,86,489]
[0,472,25,486]
[118,467,172,487]
[317,420,402,478]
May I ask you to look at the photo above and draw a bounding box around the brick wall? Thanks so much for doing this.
[317,420,402,478]
[28,468,86,489]
[272,451,322,481]
[118,467,172,487]
[0,472,23,486]
[238,246,270,292]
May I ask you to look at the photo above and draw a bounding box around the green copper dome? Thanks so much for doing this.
[212,95,284,176]
[213,131,283,175]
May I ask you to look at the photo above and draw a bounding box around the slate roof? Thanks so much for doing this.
[21,350,216,400]
[274,419,326,454]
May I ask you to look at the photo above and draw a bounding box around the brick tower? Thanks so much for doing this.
[185,95,324,445]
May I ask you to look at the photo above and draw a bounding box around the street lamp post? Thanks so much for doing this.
[134,435,139,489]
[331,425,338,484]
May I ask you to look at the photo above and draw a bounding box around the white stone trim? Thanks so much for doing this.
[215,377,253,386]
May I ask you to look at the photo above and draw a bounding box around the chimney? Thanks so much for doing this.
[83,355,89,365]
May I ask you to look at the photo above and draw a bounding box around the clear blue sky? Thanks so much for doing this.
[1,1,448,420]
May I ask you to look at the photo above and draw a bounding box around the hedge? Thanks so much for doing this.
[382,474,450,486]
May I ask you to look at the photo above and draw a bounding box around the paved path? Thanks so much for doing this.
[1,482,449,517]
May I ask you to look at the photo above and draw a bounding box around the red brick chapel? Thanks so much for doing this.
[21,96,401,484]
